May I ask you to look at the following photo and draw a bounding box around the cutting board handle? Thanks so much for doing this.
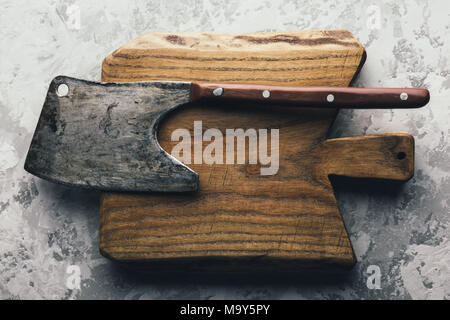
[316,133,414,181]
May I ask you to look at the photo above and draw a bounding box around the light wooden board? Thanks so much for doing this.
[99,30,414,272]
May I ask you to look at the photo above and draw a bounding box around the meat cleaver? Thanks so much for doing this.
[24,76,429,192]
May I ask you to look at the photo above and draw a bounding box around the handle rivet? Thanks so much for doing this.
[327,94,334,102]
[262,90,270,98]
[212,87,224,96]
[400,92,408,100]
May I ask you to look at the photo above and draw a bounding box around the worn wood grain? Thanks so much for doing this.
[102,30,365,85]
[98,31,411,272]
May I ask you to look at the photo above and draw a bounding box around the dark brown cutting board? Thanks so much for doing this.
[99,31,414,272]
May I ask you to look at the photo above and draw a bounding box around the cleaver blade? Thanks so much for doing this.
[25,76,198,193]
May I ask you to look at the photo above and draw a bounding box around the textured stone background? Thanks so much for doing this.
[0,0,449,300]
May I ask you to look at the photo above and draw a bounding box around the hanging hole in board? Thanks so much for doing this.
[56,83,69,97]
[397,152,406,160]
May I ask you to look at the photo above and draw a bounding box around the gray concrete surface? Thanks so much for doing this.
[0,0,449,299]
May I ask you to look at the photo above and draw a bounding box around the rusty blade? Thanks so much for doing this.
[25,76,198,192]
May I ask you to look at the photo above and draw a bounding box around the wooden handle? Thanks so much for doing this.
[316,133,414,181]
[191,83,429,109]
